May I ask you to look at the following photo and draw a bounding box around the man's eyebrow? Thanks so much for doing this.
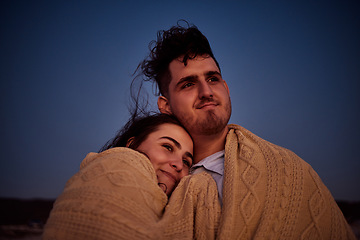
[205,71,222,77]
[176,75,198,88]
[176,71,222,86]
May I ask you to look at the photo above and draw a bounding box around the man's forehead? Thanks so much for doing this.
[168,56,220,82]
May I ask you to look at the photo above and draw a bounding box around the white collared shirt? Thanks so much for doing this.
[190,150,225,205]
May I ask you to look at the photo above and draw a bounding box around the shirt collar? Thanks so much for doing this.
[191,150,225,175]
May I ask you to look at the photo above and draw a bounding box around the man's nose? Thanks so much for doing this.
[198,81,213,99]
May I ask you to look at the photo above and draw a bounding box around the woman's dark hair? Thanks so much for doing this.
[137,20,220,97]
[99,113,188,152]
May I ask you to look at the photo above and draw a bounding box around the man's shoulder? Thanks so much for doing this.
[227,124,285,149]
[226,123,303,162]
[226,123,315,177]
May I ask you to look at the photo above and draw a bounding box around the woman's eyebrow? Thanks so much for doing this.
[160,136,193,161]
[160,136,181,149]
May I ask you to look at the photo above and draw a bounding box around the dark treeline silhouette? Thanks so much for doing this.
[0,198,359,226]
[0,198,359,238]
[0,198,54,226]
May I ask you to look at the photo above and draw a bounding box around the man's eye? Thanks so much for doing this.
[182,82,194,89]
[208,77,219,82]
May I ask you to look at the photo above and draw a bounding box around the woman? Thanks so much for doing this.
[99,113,193,196]
[43,114,221,240]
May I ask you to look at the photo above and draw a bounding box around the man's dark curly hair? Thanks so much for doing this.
[139,20,221,97]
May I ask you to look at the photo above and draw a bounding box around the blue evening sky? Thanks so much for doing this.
[1,0,359,200]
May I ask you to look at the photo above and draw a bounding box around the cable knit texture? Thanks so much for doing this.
[43,147,221,240]
[43,124,355,239]
[218,124,356,239]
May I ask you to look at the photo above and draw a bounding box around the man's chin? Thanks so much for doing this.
[177,109,230,135]
[191,116,228,135]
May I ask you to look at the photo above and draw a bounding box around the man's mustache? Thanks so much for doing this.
[195,99,219,109]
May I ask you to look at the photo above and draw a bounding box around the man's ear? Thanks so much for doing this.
[223,79,230,95]
[126,137,135,148]
[157,96,172,114]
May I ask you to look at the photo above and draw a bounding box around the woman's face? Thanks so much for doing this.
[135,123,193,196]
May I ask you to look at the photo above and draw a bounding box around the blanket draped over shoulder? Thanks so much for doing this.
[43,148,221,240]
[44,124,355,240]
[219,124,356,239]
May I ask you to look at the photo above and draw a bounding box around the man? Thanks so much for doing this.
[138,21,356,239]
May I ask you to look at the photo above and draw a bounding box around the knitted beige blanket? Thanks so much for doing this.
[43,148,221,240]
[219,124,356,239]
[44,125,355,239]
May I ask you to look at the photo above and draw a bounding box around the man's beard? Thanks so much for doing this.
[184,101,232,136]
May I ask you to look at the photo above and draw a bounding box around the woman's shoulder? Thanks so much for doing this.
[80,147,149,168]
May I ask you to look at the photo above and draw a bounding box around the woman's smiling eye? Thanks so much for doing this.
[162,144,173,152]
[182,159,191,168]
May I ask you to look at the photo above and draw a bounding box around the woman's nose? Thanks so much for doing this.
[170,158,183,172]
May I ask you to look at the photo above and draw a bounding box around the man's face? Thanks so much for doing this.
[158,55,232,136]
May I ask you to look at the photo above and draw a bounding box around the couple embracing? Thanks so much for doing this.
[43,21,355,240]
